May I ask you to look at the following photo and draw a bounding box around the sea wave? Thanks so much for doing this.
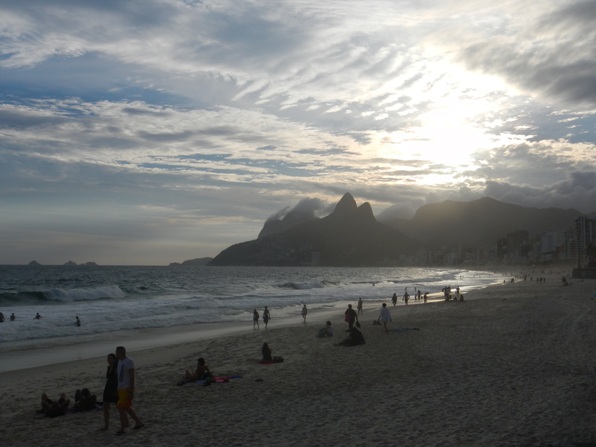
[0,285,126,305]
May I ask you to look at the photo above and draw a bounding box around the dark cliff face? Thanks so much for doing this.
[210,193,420,266]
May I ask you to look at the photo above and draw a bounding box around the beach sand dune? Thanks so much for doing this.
[1,273,595,446]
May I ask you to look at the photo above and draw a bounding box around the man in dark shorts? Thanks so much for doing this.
[344,304,358,330]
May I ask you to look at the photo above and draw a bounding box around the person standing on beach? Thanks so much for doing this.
[253,309,260,329]
[378,303,392,334]
[263,306,271,328]
[301,304,308,323]
[10,313,15,321]
[115,346,144,436]
[357,298,363,315]
[392,293,398,307]
[344,304,358,330]
[100,353,118,431]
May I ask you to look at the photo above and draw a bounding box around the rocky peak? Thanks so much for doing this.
[332,193,358,217]
[356,202,376,223]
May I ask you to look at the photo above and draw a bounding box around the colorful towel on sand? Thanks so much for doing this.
[196,375,241,385]
[388,327,421,333]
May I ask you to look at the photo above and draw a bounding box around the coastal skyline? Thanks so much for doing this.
[1,0,595,265]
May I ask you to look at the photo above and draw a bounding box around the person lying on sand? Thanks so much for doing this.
[39,393,70,418]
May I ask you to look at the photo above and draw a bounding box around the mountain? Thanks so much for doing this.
[258,206,318,239]
[381,197,585,249]
[210,193,420,266]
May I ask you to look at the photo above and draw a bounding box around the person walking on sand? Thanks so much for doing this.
[115,346,144,436]
[357,298,363,315]
[378,303,392,334]
[253,309,260,329]
[263,306,271,328]
[344,304,358,331]
[100,353,118,431]
[301,304,308,323]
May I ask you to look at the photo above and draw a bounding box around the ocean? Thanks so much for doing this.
[0,265,503,350]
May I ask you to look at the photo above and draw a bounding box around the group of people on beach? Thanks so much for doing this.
[39,346,144,436]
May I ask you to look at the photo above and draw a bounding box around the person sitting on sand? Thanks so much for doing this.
[260,342,283,363]
[185,357,213,382]
[318,321,334,338]
[74,388,97,411]
[40,393,70,418]
[262,342,273,362]
[338,327,366,347]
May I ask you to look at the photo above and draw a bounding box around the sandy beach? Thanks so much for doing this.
[1,271,595,447]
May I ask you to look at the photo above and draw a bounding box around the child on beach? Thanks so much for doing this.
[318,321,334,338]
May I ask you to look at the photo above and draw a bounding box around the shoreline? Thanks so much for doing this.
[0,291,452,373]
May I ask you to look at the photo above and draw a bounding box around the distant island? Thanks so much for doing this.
[169,257,213,267]
[26,261,99,266]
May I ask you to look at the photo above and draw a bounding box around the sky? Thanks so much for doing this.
[1,0,595,265]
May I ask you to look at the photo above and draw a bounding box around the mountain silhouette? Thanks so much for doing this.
[210,193,419,266]
[382,197,585,249]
